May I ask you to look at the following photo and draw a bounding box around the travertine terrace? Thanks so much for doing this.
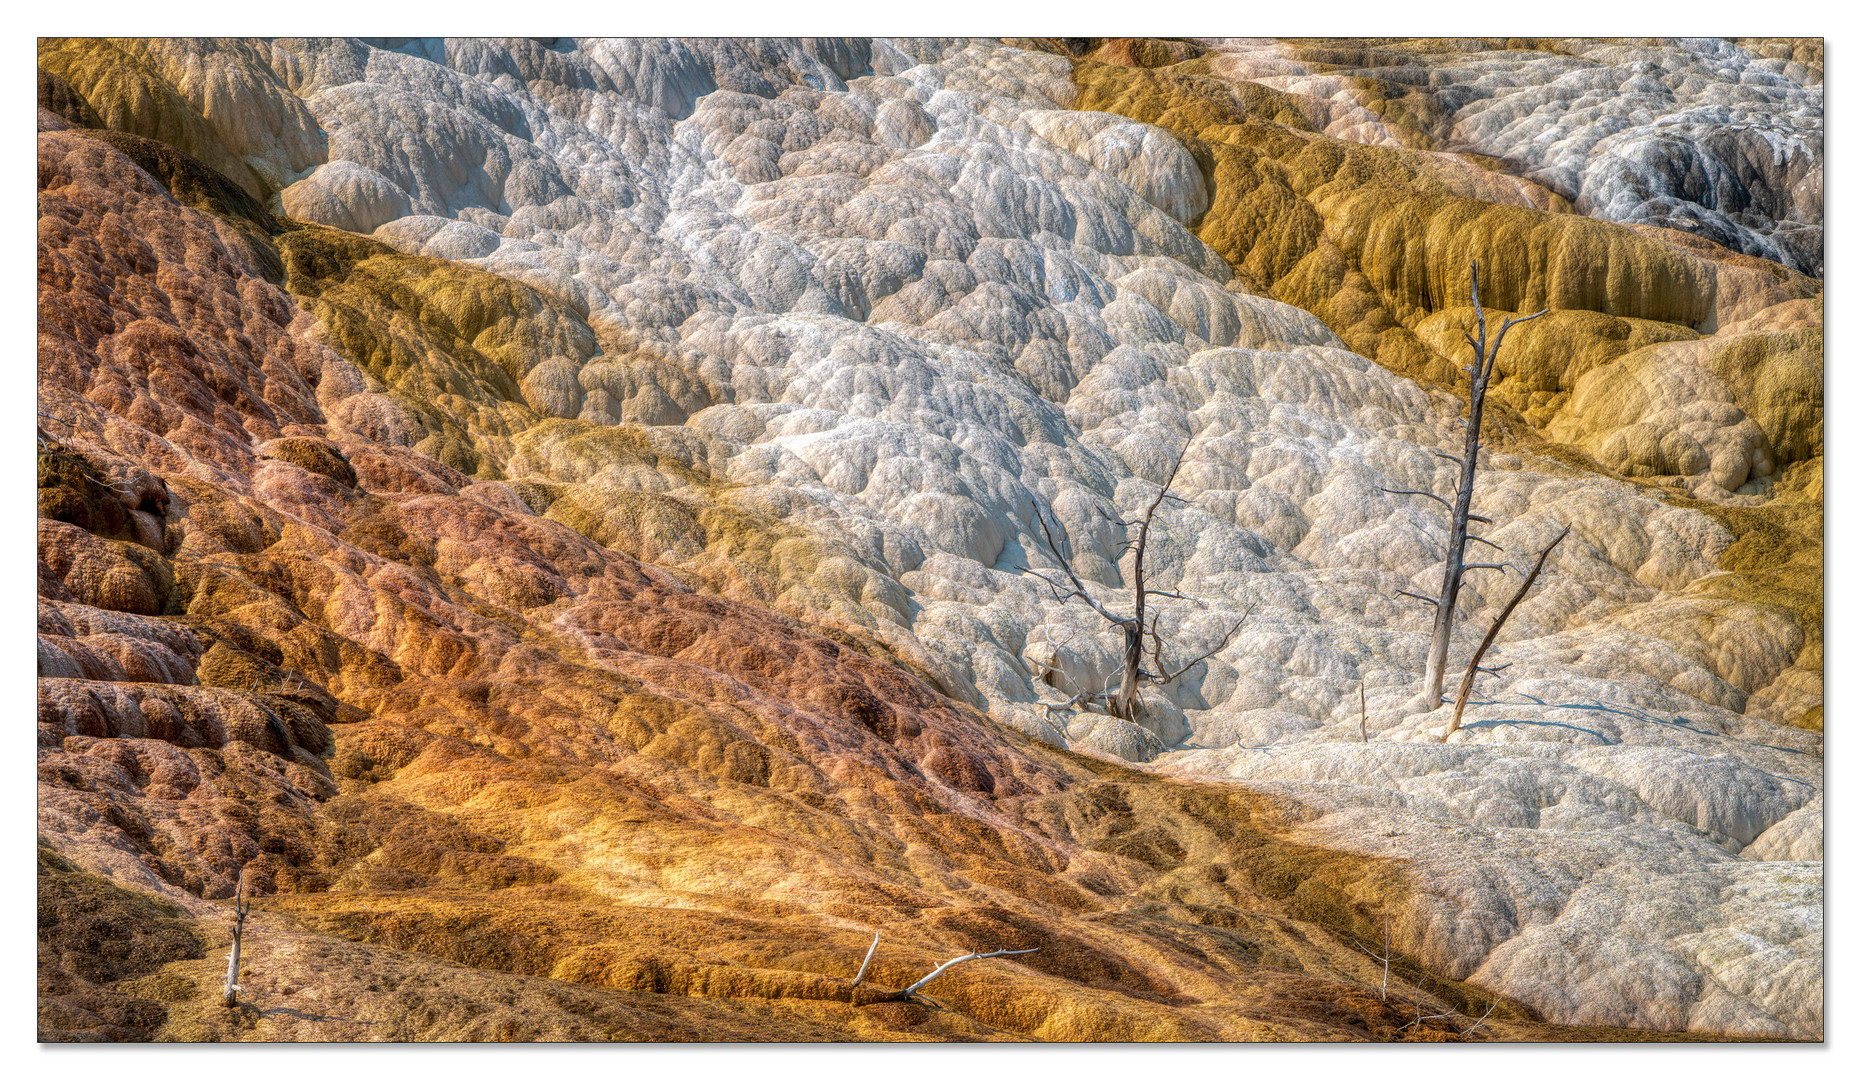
[38,37,1821,1042]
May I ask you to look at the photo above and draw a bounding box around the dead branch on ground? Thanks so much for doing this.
[850,933,1040,1005]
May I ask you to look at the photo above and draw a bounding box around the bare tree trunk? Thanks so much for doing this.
[1421,377,1486,705]
[1111,446,1165,722]
[1112,617,1143,719]
[221,867,250,1008]
[1408,262,1546,707]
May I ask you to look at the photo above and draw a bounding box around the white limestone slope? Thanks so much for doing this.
[268,37,1822,1037]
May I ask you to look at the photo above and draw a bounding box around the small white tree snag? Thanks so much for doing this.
[1439,525,1570,742]
[221,866,251,1008]
[1017,437,1247,722]
[1351,911,1393,1001]
[851,930,881,988]
[1359,683,1369,744]
[1387,260,1548,706]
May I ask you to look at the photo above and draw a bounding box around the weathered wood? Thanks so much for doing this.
[850,937,1042,1005]
[1420,261,1547,705]
[1440,526,1571,741]
[1018,436,1237,723]
[852,930,881,988]
[898,948,1041,998]
[221,866,250,1008]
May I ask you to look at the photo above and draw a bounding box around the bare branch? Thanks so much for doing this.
[899,948,1040,998]
[1017,515,1126,627]
[1015,564,1088,605]
[1461,562,1509,572]
[1431,451,1464,466]
[1130,438,1193,589]
[1466,513,1494,524]
[1351,911,1393,1001]
[1462,999,1500,1038]
[1360,683,1369,744]
[1042,689,1110,713]
[1380,487,1452,511]
[1153,610,1250,684]
[1465,534,1503,552]
[1485,307,1550,382]
[1145,589,1195,603]
[1023,654,1061,677]
[1395,590,1438,606]
[1399,1004,1459,1035]
[852,931,881,988]
[1475,662,1512,676]
[1442,526,1570,741]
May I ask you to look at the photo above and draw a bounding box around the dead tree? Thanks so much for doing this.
[221,866,251,1008]
[1351,911,1394,1001]
[1438,525,1569,741]
[1387,261,1547,706]
[1019,439,1247,722]
[851,933,1039,1004]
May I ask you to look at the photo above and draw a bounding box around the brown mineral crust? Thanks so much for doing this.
[38,842,206,1042]
[37,38,326,203]
[1062,46,1821,407]
[38,67,104,130]
[39,129,326,480]
[37,520,177,617]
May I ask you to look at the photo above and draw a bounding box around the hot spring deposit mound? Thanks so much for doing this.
[37,36,1821,1042]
